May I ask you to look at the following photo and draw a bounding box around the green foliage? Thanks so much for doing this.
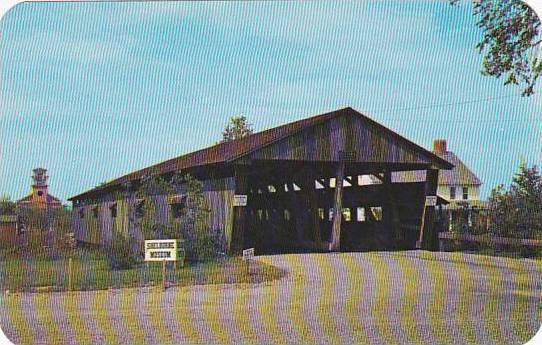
[15,205,73,258]
[450,202,470,233]
[488,162,542,239]
[221,115,253,142]
[132,171,216,262]
[451,0,542,96]
[105,228,138,270]
[0,195,16,215]
[169,173,214,262]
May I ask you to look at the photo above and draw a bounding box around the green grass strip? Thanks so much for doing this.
[282,254,317,344]
[418,251,455,345]
[365,253,399,345]
[391,253,425,344]
[337,253,371,344]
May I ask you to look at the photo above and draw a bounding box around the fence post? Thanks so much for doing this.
[68,257,73,292]
[162,260,166,290]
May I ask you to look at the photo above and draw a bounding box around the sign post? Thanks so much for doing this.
[144,239,178,290]
[242,247,255,275]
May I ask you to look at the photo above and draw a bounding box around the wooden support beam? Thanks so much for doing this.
[295,170,322,251]
[383,171,402,248]
[329,161,345,251]
[418,169,439,250]
[230,165,249,255]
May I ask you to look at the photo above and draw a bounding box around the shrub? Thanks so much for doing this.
[105,230,138,270]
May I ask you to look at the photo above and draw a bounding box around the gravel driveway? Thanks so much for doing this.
[0,251,540,345]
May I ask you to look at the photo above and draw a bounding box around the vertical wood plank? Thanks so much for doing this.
[383,171,402,248]
[329,162,345,251]
[230,165,248,255]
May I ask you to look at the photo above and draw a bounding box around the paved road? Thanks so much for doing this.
[0,251,541,345]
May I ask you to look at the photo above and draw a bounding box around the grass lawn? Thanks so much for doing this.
[0,249,286,292]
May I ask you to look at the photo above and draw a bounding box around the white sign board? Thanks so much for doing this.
[144,239,177,262]
[242,248,255,261]
[233,194,248,207]
[425,196,437,207]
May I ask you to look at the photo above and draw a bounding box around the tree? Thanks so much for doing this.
[451,0,542,96]
[0,195,16,215]
[221,115,253,142]
[488,162,542,239]
[132,171,216,262]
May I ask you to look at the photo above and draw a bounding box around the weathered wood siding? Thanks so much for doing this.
[202,177,235,251]
[243,115,431,165]
[72,177,236,251]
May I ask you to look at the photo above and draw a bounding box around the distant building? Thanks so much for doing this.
[392,139,486,232]
[431,139,487,230]
[432,140,482,204]
[17,168,62,209]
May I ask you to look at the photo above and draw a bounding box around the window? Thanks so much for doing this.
[284,209,291,221]
[357,207,366,222]
[79,208,85,219]
[370,207,383,221]
[110,203,117,218]
[171,203,184,219]
[37,191,43,196]
[135,199,145,218]
[318,208,325,220]
[169,195,187,219]
[462,187,468,200]
[342,208,351,222]
[450,187,456,200]
[92,206,99,218]
[358,174,382,186]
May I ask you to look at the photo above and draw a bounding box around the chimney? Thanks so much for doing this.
[433,139,447,156]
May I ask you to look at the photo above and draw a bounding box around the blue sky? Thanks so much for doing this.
[0,1,540,203]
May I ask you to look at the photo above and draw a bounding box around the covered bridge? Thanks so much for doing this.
[69,107,452,255]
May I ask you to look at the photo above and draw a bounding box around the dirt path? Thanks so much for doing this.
[1,251,540,345]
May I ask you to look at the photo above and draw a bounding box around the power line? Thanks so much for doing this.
[366,93,522,114]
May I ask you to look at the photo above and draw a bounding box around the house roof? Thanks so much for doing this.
[437,151,482,186]
[69,107,453,201]
[392,151,482,186]
[17,193,62,205]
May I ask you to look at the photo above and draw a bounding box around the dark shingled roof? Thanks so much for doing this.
[69,107,453,201]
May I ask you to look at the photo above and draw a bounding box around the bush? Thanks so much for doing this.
[105,230,138,270]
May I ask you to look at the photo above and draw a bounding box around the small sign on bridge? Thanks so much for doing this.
[233,194,248,207]
[425,195,437,207]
